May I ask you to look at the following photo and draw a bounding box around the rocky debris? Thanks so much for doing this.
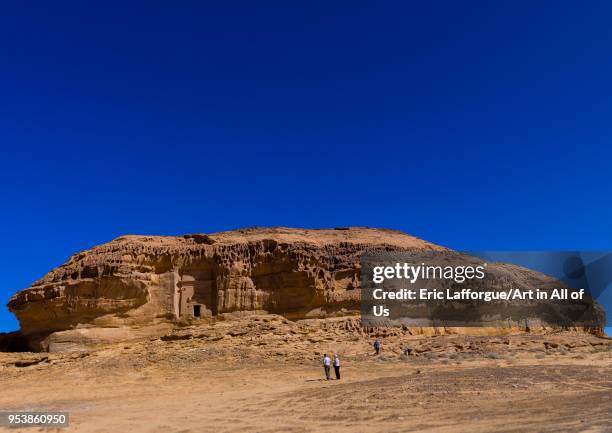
[13,356,48,367]
[1,315,610,376]
[160,333,192,341]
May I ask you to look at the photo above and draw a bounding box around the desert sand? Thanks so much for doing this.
[1,314,611,433]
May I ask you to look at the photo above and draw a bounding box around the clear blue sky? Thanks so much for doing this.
[1,1,611,333]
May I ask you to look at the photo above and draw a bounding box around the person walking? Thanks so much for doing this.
[323,353,331,380]
[333,354,341,380]
[374,339,381,355]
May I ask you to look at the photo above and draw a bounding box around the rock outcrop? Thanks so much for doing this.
[7,227,441,349]
[6,227,605,351]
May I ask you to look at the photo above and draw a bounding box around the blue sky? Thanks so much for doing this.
[1,1,611,333]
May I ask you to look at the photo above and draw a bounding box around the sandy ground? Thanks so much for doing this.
[1,316,611,433]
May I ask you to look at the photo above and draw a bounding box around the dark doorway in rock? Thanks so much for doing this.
[193,305,201,318]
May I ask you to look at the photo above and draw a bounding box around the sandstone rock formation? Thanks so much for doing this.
[5,227,605,351]
[7,227,441,349]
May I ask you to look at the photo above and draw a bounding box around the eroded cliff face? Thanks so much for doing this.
[7,227,605,352]
[8,227,442,345]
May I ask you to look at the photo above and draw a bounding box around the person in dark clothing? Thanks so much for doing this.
[323,353,331,380]
[374,339,381,355]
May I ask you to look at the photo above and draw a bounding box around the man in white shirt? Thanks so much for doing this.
[333,354,341,380]
[323,354,331,380]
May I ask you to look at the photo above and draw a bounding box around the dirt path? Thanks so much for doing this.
[1,357,610,433]
[1,318,611,432]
